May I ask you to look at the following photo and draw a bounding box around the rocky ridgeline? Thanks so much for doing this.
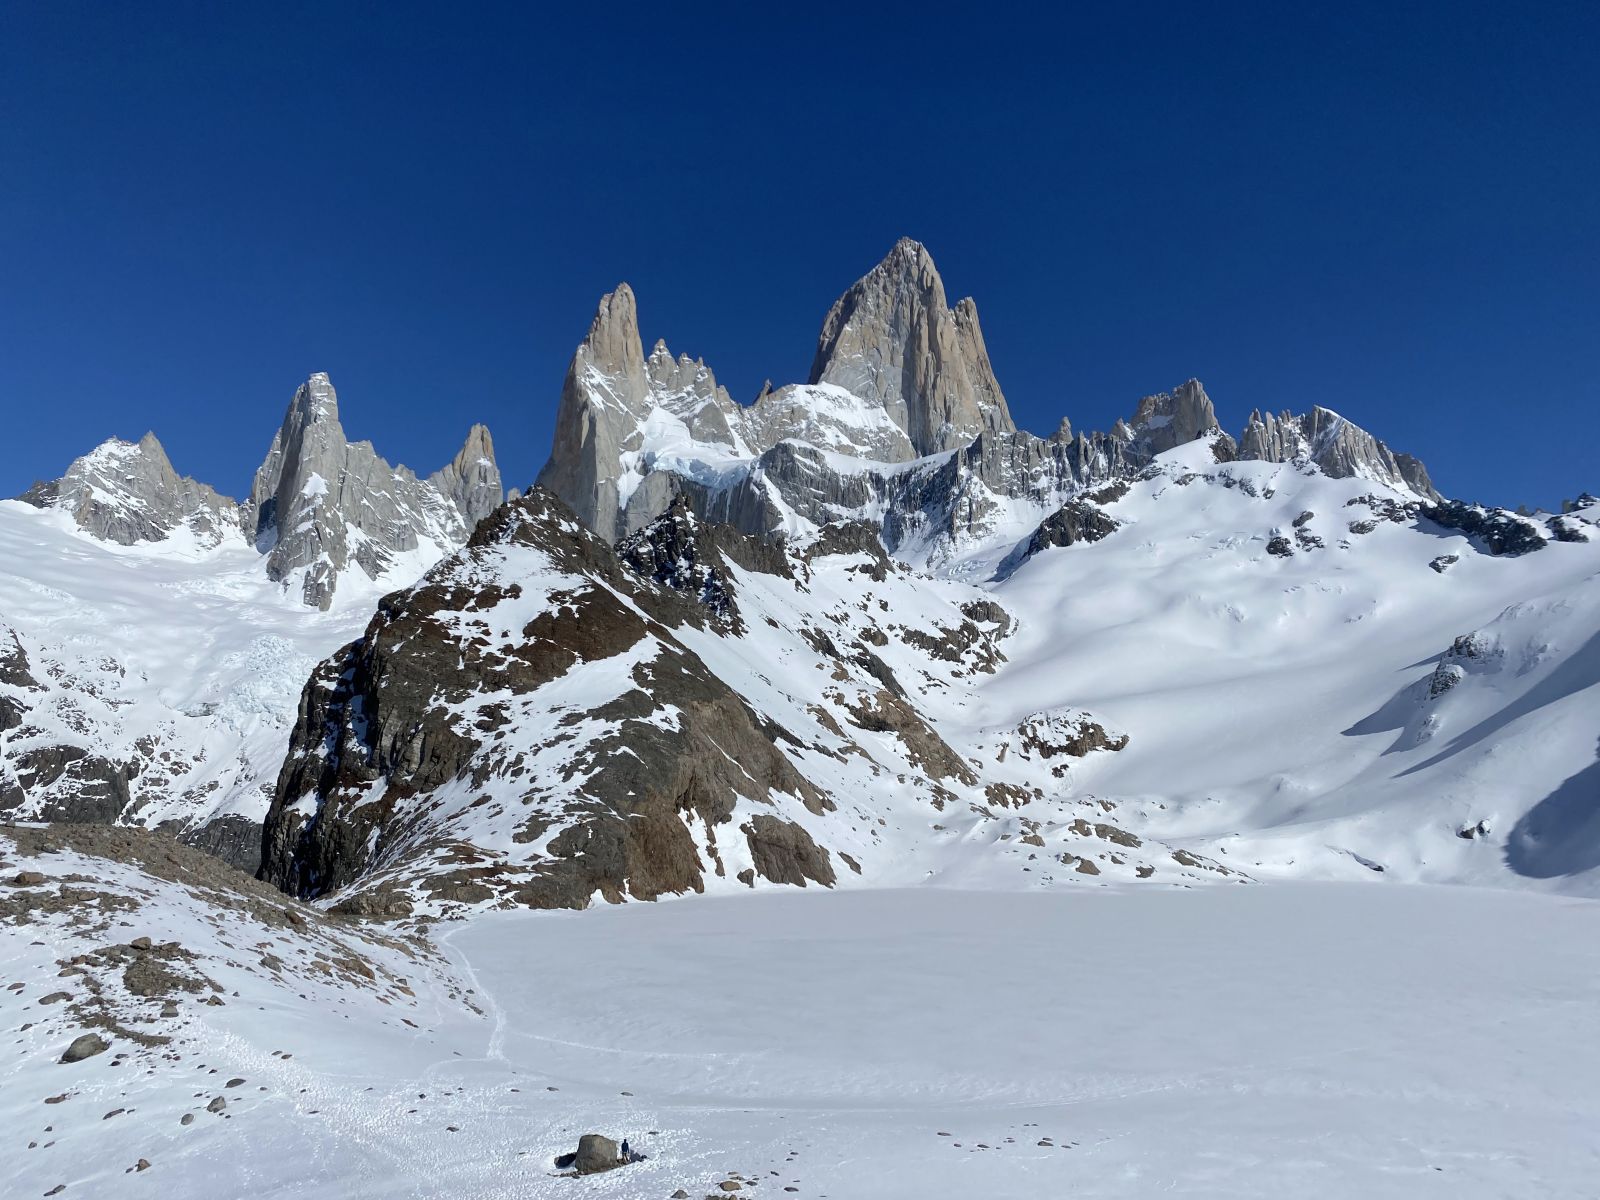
[19,433,240,548]
[20,372,504,609]
[256,484,1216,916]
[244,373,502,607]
[534,239,1444,565]
[808,236,1014,456]
[259,488,840,914]
[8,235,1585,913]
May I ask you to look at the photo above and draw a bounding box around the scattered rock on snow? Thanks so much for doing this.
[59,1033,109,1064]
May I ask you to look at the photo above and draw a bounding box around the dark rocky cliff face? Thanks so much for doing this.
[259,489,835,914]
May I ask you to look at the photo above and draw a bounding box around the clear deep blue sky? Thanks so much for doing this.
[2,2,1596,508]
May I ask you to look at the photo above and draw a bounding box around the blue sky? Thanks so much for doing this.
[2,2,1595,508]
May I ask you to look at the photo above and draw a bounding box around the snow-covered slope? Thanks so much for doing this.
[260,436,1600,910]
[7,239,1595,905]
[1,372,505,860]
[260,492,1226,918]
[1,824,476,1200]
[0,499,442,868]
[10,827,1600,1199]
[979,439,1600,892]
[6,235,1600,1198]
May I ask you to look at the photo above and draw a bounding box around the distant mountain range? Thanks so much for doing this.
[4,239,1597,910]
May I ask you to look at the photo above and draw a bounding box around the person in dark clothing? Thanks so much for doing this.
[620,1139,630,1162]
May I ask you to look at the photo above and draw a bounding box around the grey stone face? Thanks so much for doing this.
[536,240,1025,543]
[1124,380,1222,457]
[19,432,239,548]
[427,423,503,533]
[534,284,659,541]
[19,373,504,610]
[1238,406,1440,499]
[808,237,1014,456]
[244,373,505,608]
[532,241,1444,558]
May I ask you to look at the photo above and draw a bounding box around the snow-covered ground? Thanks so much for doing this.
[10,846,1600,1199]
[0,499,437,836]
[963,442,1600,893]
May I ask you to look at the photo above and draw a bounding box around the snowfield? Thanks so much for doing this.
[0,499,435,840]
[8,851,1600,1199]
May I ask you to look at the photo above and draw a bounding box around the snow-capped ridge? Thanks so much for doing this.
[533,243,1443,581]
[19,430,241,549]
[19,371,505,609]
[1237,404,1439,499]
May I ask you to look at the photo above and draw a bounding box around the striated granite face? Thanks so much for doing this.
[537,285,704,540]
[427,422,503,531]
[532,241,1445,569]
[809,237,1014,457]
[1123,380,1222,457]
[536,239,1026,542]
[19,433,240,548]
[244,373,505,608]
[1238,406,1440,499]
[18,373,504,610]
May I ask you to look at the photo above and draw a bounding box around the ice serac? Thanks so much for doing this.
[808,237,1015,458]
[1238,406,1440,499]
[244,372,505,609]
[18,433,239,548]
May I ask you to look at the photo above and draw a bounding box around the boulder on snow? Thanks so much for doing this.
[60,1032,109,1063]
[556,1132,622,1174]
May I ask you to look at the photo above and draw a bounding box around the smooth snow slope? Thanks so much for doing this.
[969,441,1600,893]
[12,876,1599,1199]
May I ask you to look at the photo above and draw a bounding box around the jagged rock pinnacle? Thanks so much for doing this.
[18,432,238,547]
[808,238,1015,457]
[246,373,505,608]
[1238,406,1439,498]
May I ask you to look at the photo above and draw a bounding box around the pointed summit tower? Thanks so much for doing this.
[245,373,504,608]
[808,237,1015,456]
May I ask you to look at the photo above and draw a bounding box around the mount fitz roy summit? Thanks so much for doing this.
[4,238,1600,915]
